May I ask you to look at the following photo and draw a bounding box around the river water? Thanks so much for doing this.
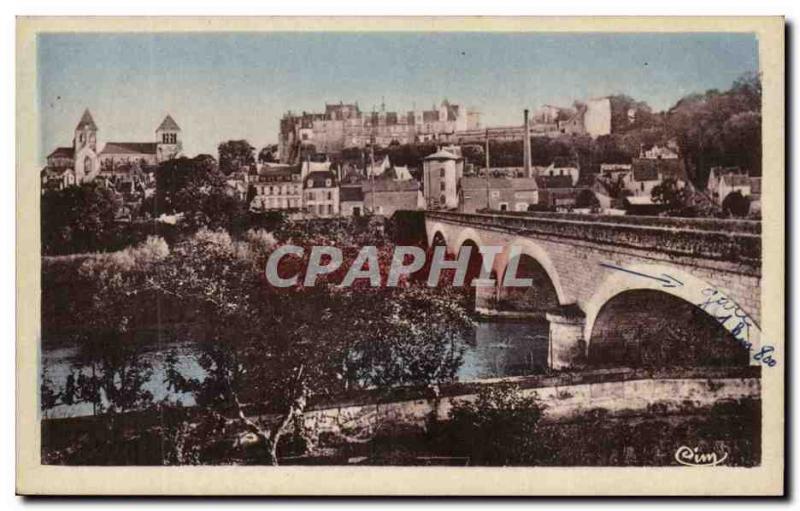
[41,319,550,418]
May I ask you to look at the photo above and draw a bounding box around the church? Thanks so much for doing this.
[42,109,183,191]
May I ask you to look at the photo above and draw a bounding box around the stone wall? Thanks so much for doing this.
[301,370,760,441]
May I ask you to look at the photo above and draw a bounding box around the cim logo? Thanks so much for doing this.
[674,445,729,467]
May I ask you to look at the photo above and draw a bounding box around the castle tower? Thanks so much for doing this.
[73,108,97,154]
[156,114,182,162]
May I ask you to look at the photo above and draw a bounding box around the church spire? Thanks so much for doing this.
[75,108,97,131]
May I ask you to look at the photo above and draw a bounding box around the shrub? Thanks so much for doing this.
[445,384,547,465]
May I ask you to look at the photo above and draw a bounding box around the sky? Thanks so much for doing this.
[37,32,758,162]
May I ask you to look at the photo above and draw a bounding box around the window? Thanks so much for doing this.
[440,182,445,192]
[499,203,508,211]
[440,168,445,178]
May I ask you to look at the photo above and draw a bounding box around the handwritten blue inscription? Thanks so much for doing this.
[600,263,776,368]
[697,287,776,367]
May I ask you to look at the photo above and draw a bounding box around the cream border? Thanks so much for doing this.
[16,16,785,496]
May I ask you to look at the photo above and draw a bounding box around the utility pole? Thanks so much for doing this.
[523,108,532,178]
[370,136,376,214]
[485,127,490,209]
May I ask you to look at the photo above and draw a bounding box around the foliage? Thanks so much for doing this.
[154,155,249,232]
[650,178,691,215]
[444,384,547,465]
[217,140,255,175]
[258,144,278,163]
[41,183,122,255]
[575,189,600,209]
[667,72,762,186]
[152,227,473,465]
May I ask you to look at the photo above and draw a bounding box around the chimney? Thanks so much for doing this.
[523,109,532,177]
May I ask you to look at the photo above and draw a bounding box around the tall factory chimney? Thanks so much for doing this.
[523,109,532,177]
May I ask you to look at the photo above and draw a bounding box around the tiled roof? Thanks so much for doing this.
[535,175,573,189]
[101,142,158,155]
[365,179,420,193]
[552,156,578,168]
[340,186,364,202]
[157,114,181,132]
[631,158,686,182]
[305,171,336,188]
[47,146,73,159]
[75,109,97,131]
[508,177,539,190]
[258,164,300,177]
[424,149,460,161]
[722,174,751,187]
[460,177,513,190]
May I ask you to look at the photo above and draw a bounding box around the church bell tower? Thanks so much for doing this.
[73,108,97,154]
[156,114,182,162]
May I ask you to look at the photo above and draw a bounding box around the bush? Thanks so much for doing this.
[444,384,547,465]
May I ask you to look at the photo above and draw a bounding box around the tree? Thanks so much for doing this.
[258,145,278,164]
[158,229,473,465]
[445,384,547,465]
[41,183,122,254]
[651,178,690,215]
[722,190,751,217]
[154,155,248,231]
[667,73,762,186]
[62,237,169,416]
[575,189,600,209]
[218,140,255,175]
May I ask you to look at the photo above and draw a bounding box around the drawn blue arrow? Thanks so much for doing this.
[599,262,684,288]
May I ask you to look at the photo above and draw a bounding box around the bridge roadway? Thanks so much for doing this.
[424,210,762,369]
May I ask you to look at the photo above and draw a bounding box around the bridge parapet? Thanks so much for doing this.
[426,211,761,268]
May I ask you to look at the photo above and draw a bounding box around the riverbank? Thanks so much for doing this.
[42,366,760,466]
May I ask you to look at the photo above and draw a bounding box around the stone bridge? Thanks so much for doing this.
[425,211,763,369]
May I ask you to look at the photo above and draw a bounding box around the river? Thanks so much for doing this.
[40,318,550,418]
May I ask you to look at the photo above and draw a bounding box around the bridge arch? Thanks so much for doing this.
[584,263,760,366]
[499,238,568,306]
[426,222,449,251]
[453,228,485,257]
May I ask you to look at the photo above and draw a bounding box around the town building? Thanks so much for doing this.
[582,97,613,138]
[362,178,424,216]
[249,164,303,212]
[542,157,580,186]
[624,158,688,197]
[339,186,365,217]
[641,144,679,160]
[535,175,580,209]
[278,100,480,162]
[304,171,340,217]
[422,148,464,209]
[599,163,632,181]
[459,177,539,213]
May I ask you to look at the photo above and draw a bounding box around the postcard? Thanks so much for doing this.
[16,16,785,496]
